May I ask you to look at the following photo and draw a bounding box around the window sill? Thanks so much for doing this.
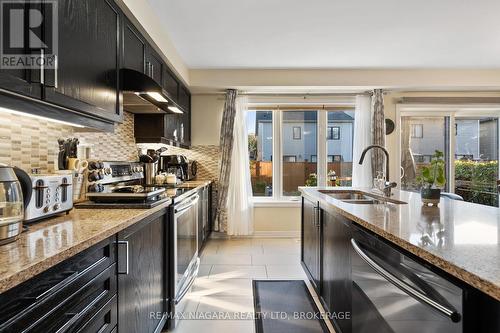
[251,198,301,208]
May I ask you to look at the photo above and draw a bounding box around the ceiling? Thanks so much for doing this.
[147,0,500,69]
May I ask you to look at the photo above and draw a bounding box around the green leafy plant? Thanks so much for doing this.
[417,150,446,189]
[305,173,317,187]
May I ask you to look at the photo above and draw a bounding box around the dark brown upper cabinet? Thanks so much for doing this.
[163,67,179,102]
[145,46,163,86]
[123,17,147,74]
[0,1,42,99]
[43,0,122,123]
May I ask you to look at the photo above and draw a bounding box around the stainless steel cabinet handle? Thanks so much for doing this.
[40,49,44,85]
[117,240,129,275]
[175,258,200,305]
[54,54,58,88]
[57,290,108,333]
[350,238,461,323]
[35,271,78,301]
[150,64,154,77]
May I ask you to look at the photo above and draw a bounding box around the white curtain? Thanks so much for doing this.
[227,96,254,236]
[352,95,373,187]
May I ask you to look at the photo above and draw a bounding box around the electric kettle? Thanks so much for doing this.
[0,164,24,245]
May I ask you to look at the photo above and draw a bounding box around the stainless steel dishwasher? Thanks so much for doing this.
[351,225,463,333]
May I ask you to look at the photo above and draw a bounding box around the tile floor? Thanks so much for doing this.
[172,238,336,332]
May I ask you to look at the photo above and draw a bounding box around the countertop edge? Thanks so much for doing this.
[0,200,171,294]
[300,188,500,302]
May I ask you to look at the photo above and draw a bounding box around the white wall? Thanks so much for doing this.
[190,95,225,146]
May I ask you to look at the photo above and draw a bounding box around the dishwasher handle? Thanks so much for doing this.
[175,194,200,214]
[351,238,461,323]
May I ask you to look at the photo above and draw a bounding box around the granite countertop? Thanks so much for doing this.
[164,179,213,203]
[0,200,171,294]
[299,187,500,301]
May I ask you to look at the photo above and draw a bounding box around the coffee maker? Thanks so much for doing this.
[158,155,187,181]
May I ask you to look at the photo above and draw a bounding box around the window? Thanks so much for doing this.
[327,111,354,186]
[283,111,317,196]
[401,116,448,192]
[292,126,301,140]
[246,110,273,197]
[247,107,355,200]
[411,124,423,138]
[454,117,498,207]
[400,111,500,207]
[327,126,341,140]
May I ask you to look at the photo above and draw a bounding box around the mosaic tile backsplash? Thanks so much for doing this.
[0,111,138,171]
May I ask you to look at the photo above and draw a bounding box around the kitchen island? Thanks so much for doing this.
[300,186,500,333]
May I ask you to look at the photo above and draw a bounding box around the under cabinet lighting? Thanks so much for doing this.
[168,106,183,114]
[146,92,169,103]
[0,107,85,128]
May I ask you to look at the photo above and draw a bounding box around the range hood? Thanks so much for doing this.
[121,68,183,114]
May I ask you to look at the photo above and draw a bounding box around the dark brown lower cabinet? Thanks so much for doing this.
[301,196,321,291]
[117,208,168,333]
[321,209,352,333]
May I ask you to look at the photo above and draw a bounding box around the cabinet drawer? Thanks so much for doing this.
[0,237,116,332]
[27,263,117,333]
[76,295,117,333]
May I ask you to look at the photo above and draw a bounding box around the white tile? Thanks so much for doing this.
[174,319,255,333]
[192,278,254,297]
[209,265,267,279]
[251,254,300,265]
[200,254,252,265]
[216,244,263,255]
[197,264,212,279]
[266,264,308,279]
[197,296,255,319]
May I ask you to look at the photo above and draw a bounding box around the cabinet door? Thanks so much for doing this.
[43,0,122,123]
[145,47,163,84]
[118,210,167,333]
[0,1,42,98]
[321,210,351,333]
[123,17,146,73]
[163,67,178,101]
[302,197,321,290]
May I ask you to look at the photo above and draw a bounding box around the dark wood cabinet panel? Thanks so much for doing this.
[321,209,351,333]
[163,68,179,101]
[198,185,211,253]
[43,0,122,123]
[0,1,42,99]
[123,17,146,74]
[0,236,116,332]
[117,209,167,333]
[301,196,321,291]
[145,47,163,85]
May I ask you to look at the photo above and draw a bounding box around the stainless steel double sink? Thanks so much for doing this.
[318,190,407,205]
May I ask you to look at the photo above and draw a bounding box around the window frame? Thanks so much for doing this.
[248,106,356,201]
[328,126,341,140]
[396,104,500,195]
[410,123,424,138]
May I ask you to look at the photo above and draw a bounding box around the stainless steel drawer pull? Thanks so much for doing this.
[57,290,108,333]
[351,238,461,323]
[116,240,129,275]
[35,271,78,301]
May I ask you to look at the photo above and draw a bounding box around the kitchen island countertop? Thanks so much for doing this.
[300,187,500,301]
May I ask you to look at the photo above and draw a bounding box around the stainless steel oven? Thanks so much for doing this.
[351,225,463,333]
[172,192,200,326]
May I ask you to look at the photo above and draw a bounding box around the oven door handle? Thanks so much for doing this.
[175,257,200,305]
[175,195,200,214]
[351,238,461,323]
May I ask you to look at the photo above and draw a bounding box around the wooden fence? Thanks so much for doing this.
[250,161,353,194]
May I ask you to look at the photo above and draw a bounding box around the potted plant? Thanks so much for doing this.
[417,150,446,206]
